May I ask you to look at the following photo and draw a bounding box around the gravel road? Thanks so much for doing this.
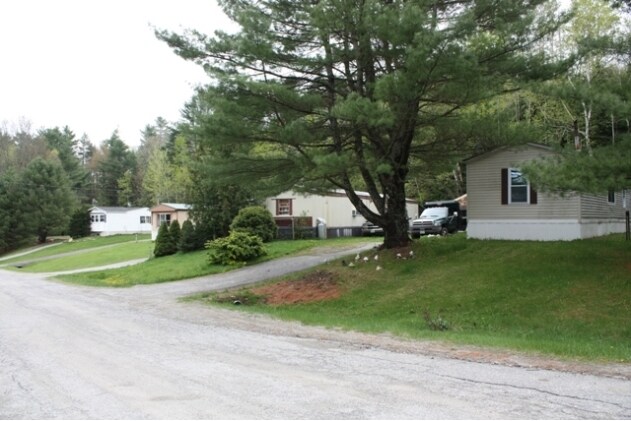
[1,245,630,419]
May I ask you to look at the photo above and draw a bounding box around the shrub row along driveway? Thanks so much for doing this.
[1,246,630,419]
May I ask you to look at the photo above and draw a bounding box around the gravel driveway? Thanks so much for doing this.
[1,245,630,419]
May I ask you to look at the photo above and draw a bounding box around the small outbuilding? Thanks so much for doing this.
[465,143,628,241]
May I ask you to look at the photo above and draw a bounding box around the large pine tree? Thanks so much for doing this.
[159,0,570,248]
[97,131,137,206]
[18,158,75,243]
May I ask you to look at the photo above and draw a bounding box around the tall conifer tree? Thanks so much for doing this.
[160,0,571,247]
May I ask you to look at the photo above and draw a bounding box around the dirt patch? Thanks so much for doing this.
[252,270,341,305]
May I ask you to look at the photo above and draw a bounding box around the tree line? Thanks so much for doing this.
[2,0,630,253]
[0,117,253,253]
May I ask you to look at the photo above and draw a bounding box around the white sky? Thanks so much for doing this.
[0,0,234,148]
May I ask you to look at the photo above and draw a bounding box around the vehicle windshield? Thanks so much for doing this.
[420,207,448,218]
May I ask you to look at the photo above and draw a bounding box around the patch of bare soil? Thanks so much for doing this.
[252,270,341,305]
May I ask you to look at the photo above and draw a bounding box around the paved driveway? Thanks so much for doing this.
[1,246,630,419]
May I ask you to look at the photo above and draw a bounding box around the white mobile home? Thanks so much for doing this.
[89,207,152,236]
[265,190,418,237]
[465,144,627,241]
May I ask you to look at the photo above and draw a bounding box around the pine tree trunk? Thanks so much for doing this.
[37,229,48,244]
[382,181,412,249]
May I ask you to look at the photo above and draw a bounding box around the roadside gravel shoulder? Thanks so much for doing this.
[179,302,631,381]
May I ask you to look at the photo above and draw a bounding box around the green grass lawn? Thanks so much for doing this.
[58,237,370,287]
[195,233,631,362]
[0,234,150,265]
[13,240,154,272]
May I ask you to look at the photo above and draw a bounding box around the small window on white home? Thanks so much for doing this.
[90,214,97,223]
[140,216,149,224]
[99,214,106,222]
[607,190,615,204]
[501,168,537,205]
[276,199,292,216]
[159,213,171,225]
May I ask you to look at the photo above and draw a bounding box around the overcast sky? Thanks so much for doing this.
[0,0,234,148]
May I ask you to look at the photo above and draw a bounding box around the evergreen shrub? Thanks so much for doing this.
[68,207,92,238]
[230,206,277,243]
[179,219,198,252]
[169,220,181,246]
[154,222,176,257]
[206,231,266,265]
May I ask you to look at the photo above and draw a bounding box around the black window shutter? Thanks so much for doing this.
[530,185,538,205]
[501,168,508,205]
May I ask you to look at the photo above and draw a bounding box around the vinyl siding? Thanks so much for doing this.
[580,192,627,220]
[89,207,151,235]
[266,191,418,228]
[466,146,581,221]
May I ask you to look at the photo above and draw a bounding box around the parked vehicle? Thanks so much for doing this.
[361,221,384,236]
[410,199,465,238]
[410,207,454,237]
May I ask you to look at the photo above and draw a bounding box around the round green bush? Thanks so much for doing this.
[206,231,266,265]
[230,206,277,243]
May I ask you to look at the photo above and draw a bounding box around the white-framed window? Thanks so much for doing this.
[501,168,537,205]
[90,214,106,223]
[509,168,529,203]
[90,213,107,222]
[159,213,171,224]
[140,216,149,224]
[276,199,292,216]
[607,191,615,204]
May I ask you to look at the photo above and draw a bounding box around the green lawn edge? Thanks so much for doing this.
[192,233,631,362]
[0,234,150,265]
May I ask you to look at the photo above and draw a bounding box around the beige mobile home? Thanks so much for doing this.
[150,203,192,240]
[265,190,418,237]
[465,144,627,241]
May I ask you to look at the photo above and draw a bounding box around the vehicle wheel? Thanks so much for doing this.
[440,226,449,236]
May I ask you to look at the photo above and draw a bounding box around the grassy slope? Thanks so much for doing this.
[0,235,150,265]
[204,234,631,361]
[58,237,368,287]
[14,241,154,272]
